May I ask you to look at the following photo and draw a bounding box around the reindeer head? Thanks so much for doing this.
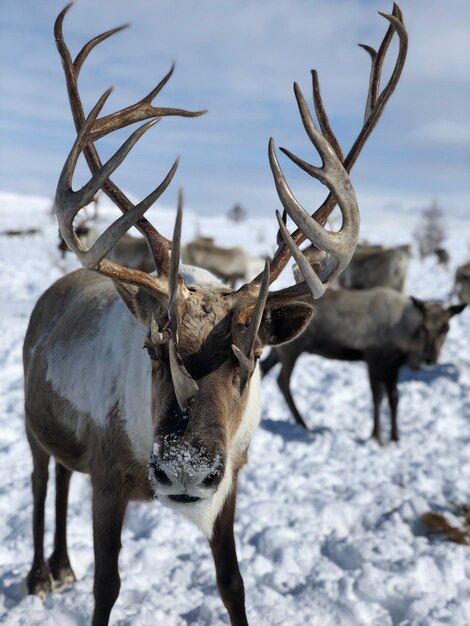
[408,298,466,369]
[110,201,311,510]
[53,3,407,520]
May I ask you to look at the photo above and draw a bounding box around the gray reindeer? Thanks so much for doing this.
[261,287,466,443]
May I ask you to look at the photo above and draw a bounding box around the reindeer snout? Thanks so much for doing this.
[148,443,225,504]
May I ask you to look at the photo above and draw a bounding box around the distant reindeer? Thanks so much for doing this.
[0,228,42,237]
[262,287,466,442]
[181,237,267,288]
[294,242,410,291]
[60,228,267,283]
[58,220,99,258]
[454,262,470,304]
[23,4,407,625]
[434,247,450,269]
[58,220,156,271]
[338,243,410,291]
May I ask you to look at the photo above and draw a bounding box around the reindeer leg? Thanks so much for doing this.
[210,477,248,626]
[26,425,52,599]
[367,358,385,445]
[91,479,128,626]
[385,367,400,442]
[277,353,309,429]
[48,461,76,589]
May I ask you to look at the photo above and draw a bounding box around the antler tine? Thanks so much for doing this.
[275,211,328,299]
[310,7,407,230]
[360,3,403,123]
[232,262,270,392]
[359,44,379,123]
[56,5,206,142]
[81,158,179,270]
[311,70,344,161]
[268,89,360,296]
[73,26,130,77]
[275,209,288,246]
[91,65,207,142]
[246,4,407,295]
[165,189,199,412]
[168,189,185,338]
[242,261,270,354]
[169,340,199,411]
[56,89,179,270]
[54,3,206,277]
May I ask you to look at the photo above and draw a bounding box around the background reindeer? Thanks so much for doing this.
[261,287,465,442]
[338,242,410,291]
[293,242,410,291]
[59,223,267,284]
[454,262,470,304]
[181,237,267,287]
[23,4,406,625]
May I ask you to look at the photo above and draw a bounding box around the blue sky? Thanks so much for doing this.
[0,0,469,222]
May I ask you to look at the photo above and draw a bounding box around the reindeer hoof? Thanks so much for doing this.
[48,555,76,590]
[26,565,52,600]
[370,433,386,447]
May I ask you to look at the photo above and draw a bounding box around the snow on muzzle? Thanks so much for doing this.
[148,439,225,505]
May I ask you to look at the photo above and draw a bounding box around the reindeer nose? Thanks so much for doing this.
[148,449,225,502]
[200,457,224,488]
[150,461,171,486]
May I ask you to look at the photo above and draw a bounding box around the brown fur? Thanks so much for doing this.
[23,268,311,625]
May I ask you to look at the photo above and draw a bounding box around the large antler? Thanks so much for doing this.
[229,4,407,382]
[245,3,407,302]
[54,3,206,277]
[54,5,203,411]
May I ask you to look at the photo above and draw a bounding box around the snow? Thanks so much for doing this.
[0,192,469,626]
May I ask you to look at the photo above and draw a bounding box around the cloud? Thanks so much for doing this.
[0,0,469,219]
[411,120,470,148]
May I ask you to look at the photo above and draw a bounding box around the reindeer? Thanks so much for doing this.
[261,287,466,442]
[454,262,470,304]
[23,4,407,625]
[181,237,267,288]
[434,247,450,269]
[338,242,410,291]
[60,230,266,283]
[293,242,410,291]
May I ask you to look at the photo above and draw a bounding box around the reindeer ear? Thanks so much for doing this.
[258,302,313,346]
[112,281,166,326]
[448,303,467,317]
[410,296,427,314]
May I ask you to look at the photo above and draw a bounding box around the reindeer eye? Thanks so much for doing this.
[143,345,158,361]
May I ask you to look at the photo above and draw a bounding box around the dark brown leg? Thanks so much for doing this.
[48,461,76,588]
[277,354,309,429]
[367,360,385,445]
[385,368,400,442]
[210,479,248,626]
[91,479,128,626]
[25,426,52,598]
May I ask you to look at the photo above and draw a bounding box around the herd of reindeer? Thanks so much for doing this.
[15,4,468,626]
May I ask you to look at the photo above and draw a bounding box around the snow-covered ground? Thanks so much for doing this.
[0,192,469,626]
